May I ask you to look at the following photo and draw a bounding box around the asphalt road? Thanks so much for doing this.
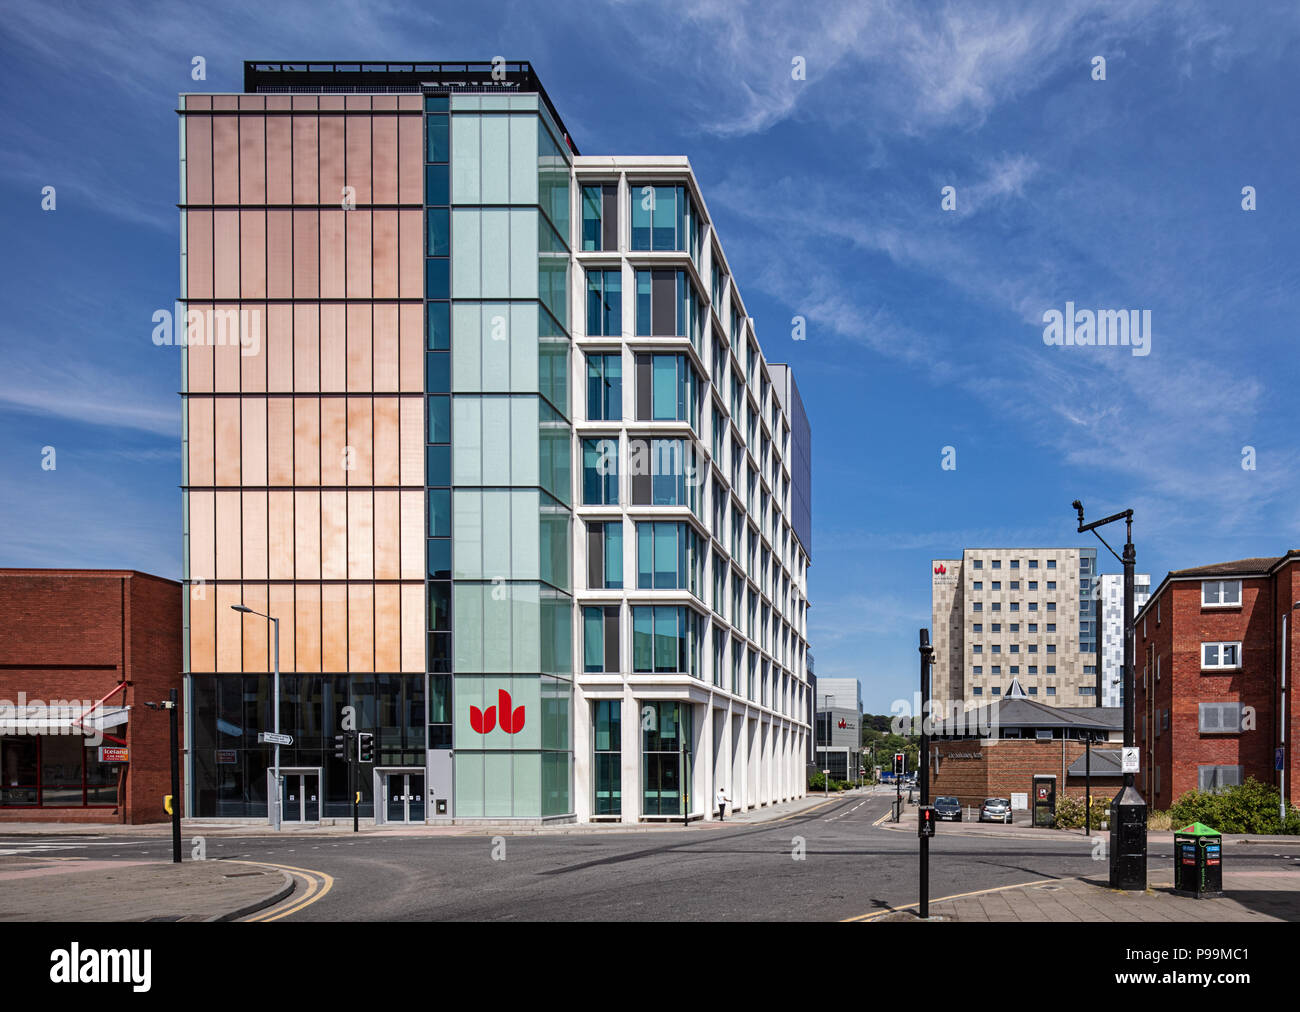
[11,789,1281,921]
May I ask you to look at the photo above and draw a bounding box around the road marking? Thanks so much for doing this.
[227,860,334,922]
[769,797,844,823]
[843,877,1062,921]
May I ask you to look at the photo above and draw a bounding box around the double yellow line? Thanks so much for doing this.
[226,860,335,922]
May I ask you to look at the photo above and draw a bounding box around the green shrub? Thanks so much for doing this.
[1053,794,1112,830]
[1166,778,1299,834]
[1147,809,1173,831]
[808,771,826,791]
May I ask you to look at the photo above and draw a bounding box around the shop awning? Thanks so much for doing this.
[0,705,130,734]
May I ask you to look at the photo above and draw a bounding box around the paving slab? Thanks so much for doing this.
[0,857,292,922]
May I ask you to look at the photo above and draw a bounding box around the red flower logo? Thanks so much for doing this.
[470,689,526,735]
[837,718,847,729]
[934,564,946,575]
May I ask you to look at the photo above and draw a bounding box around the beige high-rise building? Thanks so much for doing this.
[931,547,1099,712]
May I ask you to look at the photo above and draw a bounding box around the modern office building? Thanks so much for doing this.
[931,548,1098,713]
[179,61,812,824]
[1135,552,1299,809]
[1095,573,1150,708]
[813,676,862,782]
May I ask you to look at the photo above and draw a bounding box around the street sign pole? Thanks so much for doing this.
[168,689,181,864]
[919,628,934,919]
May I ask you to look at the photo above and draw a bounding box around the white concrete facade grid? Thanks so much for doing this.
[568,156,812,823]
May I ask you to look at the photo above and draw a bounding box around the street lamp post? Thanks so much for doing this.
[1072,500,1146,889]
[232,605,281,831]
[144,689,182,862]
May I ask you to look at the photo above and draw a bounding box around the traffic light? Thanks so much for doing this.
[894,752,905,776]
[919,805,936,838]
[357,732,375,763]
[334,733,350,762]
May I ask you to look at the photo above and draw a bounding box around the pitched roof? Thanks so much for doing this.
[1168,557,1282,578]
[1067,749,1124,776]
[933,697,1120,735]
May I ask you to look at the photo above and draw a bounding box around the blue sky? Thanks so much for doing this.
[1,1,1297,712]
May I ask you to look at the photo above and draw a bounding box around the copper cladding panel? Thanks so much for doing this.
[320,490,347,581]
[265,116,292,204]
[346,210,372,298]
[186,311,213,392]
[320,304,347,392]
[240,398,268,485]
[186,211,213,300]
[346,306,372,392]
[320,397,347,490]
[188,490,215,582]
[293,398,320,486]
[321,583,347,672]
[212,116,239,205]
[293,209,319,298]
[347,490,374,579]
[372,305,399,393]
[214,398,240,486]
[346,397,374,486]
[239,210,267,300]
[187,397,214,486]
[371,115,398,205]
[269,582,296,672]
[345,116,372,205]
[295,582,322,673]
[399,209,422,297]
[373,397,400,485]
[266,209,292,299]
[318,115,346,208]
[320,210,346,299]
[294,490,321,579]
[268,490,294,579]
[348,583,375,672]
[293,304,320,393]
[266,305,293,392]
[398,397,423,487]
[215,491,242,580]
[400,490,424,580]
[239,114,266,203]
[398,114,423,204]
[372,210,398,299]
[216,583,243,672]
[292,114,319,205]
[267,399,293,485]
[375,583,401,671]
[373,490,400,579]
[399,304,423,392]
[189,583,216,672]
[241,583,269,672]
[242,492,268,581]
[185,114,213,205]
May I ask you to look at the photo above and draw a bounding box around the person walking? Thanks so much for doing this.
[715,786,731,821]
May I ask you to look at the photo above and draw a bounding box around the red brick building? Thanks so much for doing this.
[0,570,182,824]
[1135,552,1300,810]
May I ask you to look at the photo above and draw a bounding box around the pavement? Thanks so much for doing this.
[0,856,292,922]
[867,800,1300,922]
[0,790,847,838]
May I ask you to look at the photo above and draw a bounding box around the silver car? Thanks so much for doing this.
[979,797,1013,824]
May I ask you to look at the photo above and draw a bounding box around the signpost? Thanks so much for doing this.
[97,746,129,763]
[258,731,294,747]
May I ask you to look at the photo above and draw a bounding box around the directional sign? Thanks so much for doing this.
[1121,747,1140,773]
[258,731,293,746]
[1277,747,1286,772]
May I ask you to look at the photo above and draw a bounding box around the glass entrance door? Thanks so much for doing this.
[384,772,426,823]
[281,772,321,823]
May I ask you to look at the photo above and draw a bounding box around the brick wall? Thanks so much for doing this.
[0,570,181,824]
[930,738,1121,810]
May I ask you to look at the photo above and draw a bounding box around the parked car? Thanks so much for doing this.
[934,796,962,822]
[980,797,1013,824]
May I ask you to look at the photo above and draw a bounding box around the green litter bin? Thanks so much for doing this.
[1173,822,1223,898]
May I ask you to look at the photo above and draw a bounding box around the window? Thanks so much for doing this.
[1028,644,1038,654]
[1046,623,1056,633]
[1201,642,1242,670]
[973,666,983,675]
[1202,580,1242,607]
[636,522,702,595]
[991,581,1001,591]
[592,699,621,815]
[642,700,693,816]
[1010,581,1020,590]
[990,645,1000,655]
[1046,602,1056,612]
[973,603,982,612]
[992,666,1002,675]
[992,560,1001,569]
[586,521,623,589]
[1010,603,1020,612]
[632,606,702,676]
[635,270,702,347]
[991,623,1001,632]
[635,353,699,427]
[585,269,622,336]
[581,183,618,252]
[973,581,983,590]
[582,438,618,505]
[584,606,620,673]
[991,603,1001,612]
[1028,560,1039,569]
[712,629,725,687]
[1047,581,1057,590]
[630,184,697,254]
[1028,665,1038,674]
[973,645,983,654]
[991,687,1002,696]
[973,686,984,695]
[1046,686,1056,696]
[1027,686,1038,695]
[1047,644,1056,654]
[587,353,622,421]
[1028,581,1037,590]
[1046,665,1056,674]
[1079,686,1095,696]
[973,560,983,570]
[1047,560,1056,569]
[1028,623,1038,632]
[629,438,698,511]
[972,623,983,633]
[1198,765,1242,791]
